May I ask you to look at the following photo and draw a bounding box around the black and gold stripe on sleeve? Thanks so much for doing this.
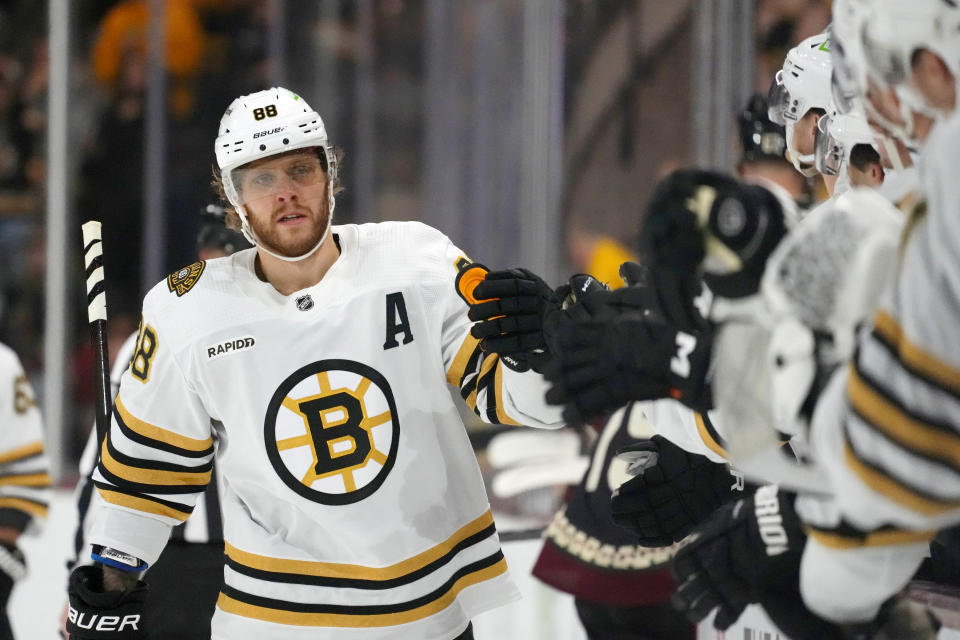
[805,519,935,550]
[98,432,212,494]
[871,310,960,400]
[694,412,728,460]
[0,497,48,520]
[0,441,45,466]
[848,361,960,473]
[217,552,507,628]
[114,397,214,459]
[447,335,520,425]
[94,481,195,522]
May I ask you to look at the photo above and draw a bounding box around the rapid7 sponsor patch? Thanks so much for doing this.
[207,337,256,360]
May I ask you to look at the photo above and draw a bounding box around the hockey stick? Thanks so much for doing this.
[82,221,112,447]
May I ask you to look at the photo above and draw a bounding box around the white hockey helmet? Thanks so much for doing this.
[814,105,877,176]
[768,34,834,176]
[861,0,960,91]
[214,87,337,261]
[830,0,872,114]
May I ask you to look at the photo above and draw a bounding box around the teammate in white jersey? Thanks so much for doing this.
[0,342,50,640]
[65,87,563,640]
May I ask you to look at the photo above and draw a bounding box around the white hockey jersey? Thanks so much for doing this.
[0,342,50,533]
[87,221,563,640]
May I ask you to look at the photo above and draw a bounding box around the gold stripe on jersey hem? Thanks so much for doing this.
[215,557,507,627]
[805,526,935,550]
[493,365,522,426]
[96,487,192,522]
[0,497,47,518]
[115,397,214,452]
[848,366,960,470]
[224,509,495,580]
[447,334,480,387]
[873,310,960,395]
[0,472,50,487]
[0,441,44,465]
[695,413,728,460]
[842,442,960,516]
[100,440,212,487]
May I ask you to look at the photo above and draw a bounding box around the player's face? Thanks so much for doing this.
[236,150,329,258]
[790,110,820,156]
[910,49,957,113]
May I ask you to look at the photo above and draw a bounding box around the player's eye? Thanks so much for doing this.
[289,163,318,181]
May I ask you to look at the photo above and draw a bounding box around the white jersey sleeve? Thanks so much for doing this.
[70,331,139,568]
[437,236,564,429]
[0,342,51,533]
[644,399,728,463]
[88,291,216,566]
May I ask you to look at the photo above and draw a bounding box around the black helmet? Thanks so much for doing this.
[738,94,788,164]
[197,204,252,255]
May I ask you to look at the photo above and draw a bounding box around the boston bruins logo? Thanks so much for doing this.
[264,359,399,505]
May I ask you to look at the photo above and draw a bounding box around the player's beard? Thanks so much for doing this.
[248,192,330,258]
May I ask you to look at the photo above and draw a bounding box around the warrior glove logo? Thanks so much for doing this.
[264,360,399,505]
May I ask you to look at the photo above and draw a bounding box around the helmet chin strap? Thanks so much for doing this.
[237,186,336,263]
[785,121,819,177]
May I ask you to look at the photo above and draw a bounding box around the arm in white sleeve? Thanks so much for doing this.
[0,343,51,534]
[87,301,215,567]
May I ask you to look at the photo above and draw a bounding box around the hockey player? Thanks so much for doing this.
[66,206,249,640]
[736,94,811,209]
[0,342,50,640]
[65,87,563,640]
[767,33,838,193]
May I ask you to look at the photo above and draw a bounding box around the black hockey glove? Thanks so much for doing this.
[641,169,787,307]
[610,435,742,547]
[468,269,609,374]
[543,310,713,424]
[66,565,149,639]
[467,267,558,372]
[670,484,844,638]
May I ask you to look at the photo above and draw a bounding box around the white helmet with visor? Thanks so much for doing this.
[215,87,337,262]
[768,34,834,176]
[859,0,960,138]
[814,105,877,176]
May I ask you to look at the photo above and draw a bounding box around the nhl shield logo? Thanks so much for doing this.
[295,294,314,311]
[167,261,206,297]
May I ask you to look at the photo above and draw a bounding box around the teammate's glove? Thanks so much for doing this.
[543,310,713,423]
[670,484,840,638]
[610,435,742,547]
[66,565,149,639]
[640,169,787,309]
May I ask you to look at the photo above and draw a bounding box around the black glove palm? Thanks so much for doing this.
[611,435,741,547]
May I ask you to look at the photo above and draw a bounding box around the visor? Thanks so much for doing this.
[814,116,844,176]
[767,71,791,125]
[231,149,327,209]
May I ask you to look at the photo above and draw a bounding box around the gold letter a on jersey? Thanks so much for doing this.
[264,360,400,505]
